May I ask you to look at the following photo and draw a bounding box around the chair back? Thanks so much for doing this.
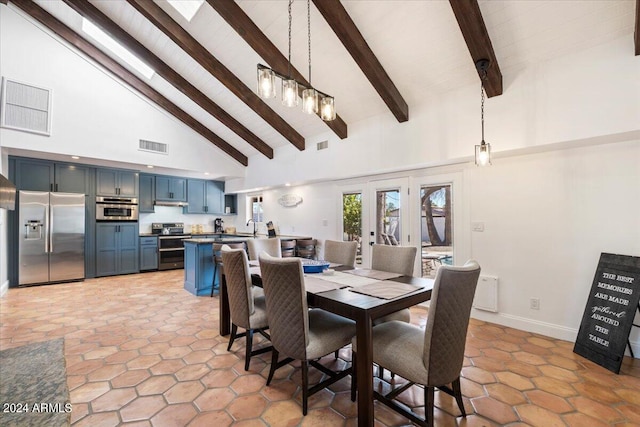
[214,242,245,263]
[323,240,358,267]
[247,238,282,260]
[280,240,296,257]
[259,254,309,360]
[296,239,317,259]
[220,248,255,329]
[371,244,417,276]
[423,260,481,386]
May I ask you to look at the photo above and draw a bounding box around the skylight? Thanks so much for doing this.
[81,18,155,80]
[167,0,205,22]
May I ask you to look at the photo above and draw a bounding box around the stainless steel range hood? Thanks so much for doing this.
[154,200,189,207]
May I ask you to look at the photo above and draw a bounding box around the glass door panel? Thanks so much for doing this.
[420,183,454,277]
[342,192,363,265]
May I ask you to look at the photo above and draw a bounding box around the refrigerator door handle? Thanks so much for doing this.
[44,203,50,253]
[48,202,53,253]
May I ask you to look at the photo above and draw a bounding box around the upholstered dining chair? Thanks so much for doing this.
[246,238,282,261]
[371,244,417,324]
[323,239,358,267]
[220,247,272,371]
[353,260,481,427]
[211,242,245,297]
[258,254,356,415]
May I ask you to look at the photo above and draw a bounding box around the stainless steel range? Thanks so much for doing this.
[152,223,190,270]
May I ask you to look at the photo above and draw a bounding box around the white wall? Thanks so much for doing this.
[0,6,244,179]
[0,152,8,297]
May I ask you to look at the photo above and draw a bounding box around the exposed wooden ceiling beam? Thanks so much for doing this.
[7,0,248,165]
[125,0,304,152]
[449,0,503,97]
[635,0,639,55]
[312,0,408,123]
[207,0,348,140]
[61,0,271,159]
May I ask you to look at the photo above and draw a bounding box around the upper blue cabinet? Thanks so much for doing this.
[185,179,223,214]
[96,169,138,197]
[155,176,186,202]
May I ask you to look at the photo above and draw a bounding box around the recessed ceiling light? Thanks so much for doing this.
[147,165,154,169]
[81,18,155,79]
[71,155,80,160]
[204,172,210,175]
[167,0,205,22]
[285,183,291,187]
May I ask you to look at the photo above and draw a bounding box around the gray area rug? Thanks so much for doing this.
[0,339,70,427]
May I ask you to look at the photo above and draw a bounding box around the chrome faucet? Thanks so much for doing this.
[246,219,257,236]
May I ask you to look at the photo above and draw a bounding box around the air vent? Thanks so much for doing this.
[139,139,168,154]
[317,140,328,150]
[0,78,52,136]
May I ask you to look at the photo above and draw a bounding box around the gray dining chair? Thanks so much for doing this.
[353,260,481,427]
[371,244,417,324]
[221,247,272,371]
[323,239,358,267]
[247,238,282,261]
[258,253,356,415]
[211,242,245,297]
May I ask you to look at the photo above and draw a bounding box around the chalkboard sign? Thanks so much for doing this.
[574,253,640,374]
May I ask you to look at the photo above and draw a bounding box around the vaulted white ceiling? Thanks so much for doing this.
[27,0,637,165]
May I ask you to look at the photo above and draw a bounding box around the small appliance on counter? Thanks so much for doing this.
[214,218,224,233]
[152,222,190,270]
[191,224,204,234]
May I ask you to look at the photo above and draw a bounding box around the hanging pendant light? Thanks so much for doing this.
[257,65,276,99]
[475,59,492,166]
[254,0,335,120]
[301,0,318,114]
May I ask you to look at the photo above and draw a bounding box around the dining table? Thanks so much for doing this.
[218,261,434,427]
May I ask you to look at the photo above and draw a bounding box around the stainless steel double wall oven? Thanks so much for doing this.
[152,223,190,270]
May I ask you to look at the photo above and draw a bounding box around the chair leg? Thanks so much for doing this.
[210,262,218,297]
[424,386,435,427]
[302,360,309,415]
[267,349,279,386]
[350,351,357,402]
[227,324,238,351]
[334,350,339,359]
[452,377,466,417]
[244,329,254,371]
[378,366,385,379]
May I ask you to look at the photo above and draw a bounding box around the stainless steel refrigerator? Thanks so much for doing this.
[19,190,85,285]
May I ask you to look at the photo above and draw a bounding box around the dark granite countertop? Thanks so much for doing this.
[183,234,311,244]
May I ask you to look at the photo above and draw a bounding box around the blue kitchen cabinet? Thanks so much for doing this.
[96,222,139,276]
[97,169,138,197]
[155,176,186,202]
[183,240,214,296]
[185,179,223,214]
[139,174,155,213]
[139,236,158,271]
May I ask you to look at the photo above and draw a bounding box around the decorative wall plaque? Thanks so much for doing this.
[278,193,303,207]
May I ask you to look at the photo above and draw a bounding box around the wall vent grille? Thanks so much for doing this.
[1,78,52,136]
[139,139,168,154]
[317,140,328,150]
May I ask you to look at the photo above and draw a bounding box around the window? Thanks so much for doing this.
[420,184,453,277]
[250,195,263,222]
[342,192,362,265]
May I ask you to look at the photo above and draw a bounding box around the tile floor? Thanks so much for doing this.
[1,270,639,426]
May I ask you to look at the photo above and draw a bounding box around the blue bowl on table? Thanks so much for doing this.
[301,259,330,273]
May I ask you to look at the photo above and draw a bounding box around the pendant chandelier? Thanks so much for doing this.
[475,59,491,166]
[256,0,336,121]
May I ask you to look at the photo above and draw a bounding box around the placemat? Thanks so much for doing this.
[344,268,403,280]
[311,271,380,287]
[303,275,348,294]
[349,281,423,300]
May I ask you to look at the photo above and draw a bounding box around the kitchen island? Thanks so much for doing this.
[183,234,311,296]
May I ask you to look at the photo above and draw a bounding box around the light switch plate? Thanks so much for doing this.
[472,221,485,232]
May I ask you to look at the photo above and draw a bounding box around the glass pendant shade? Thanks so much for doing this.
[320,96,336,121]
[257,67,276,99]
[282,79,299,107]
[301,88,318,114]
[475,141,491,166]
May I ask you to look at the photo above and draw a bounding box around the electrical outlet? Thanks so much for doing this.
[530,298,540,310]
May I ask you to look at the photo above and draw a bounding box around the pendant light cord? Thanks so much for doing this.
[307,0,312,84]
[480,69,486,143]
[287,0,293,78]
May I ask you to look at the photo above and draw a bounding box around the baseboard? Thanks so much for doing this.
[471,309,639,358]
[0,280,8,298]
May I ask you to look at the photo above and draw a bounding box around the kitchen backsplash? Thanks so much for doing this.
[139,206,239,234]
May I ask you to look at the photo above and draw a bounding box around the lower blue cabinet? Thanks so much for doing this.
[140,236,158,271]
[183,241,215,296]
[96,223,139,276]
